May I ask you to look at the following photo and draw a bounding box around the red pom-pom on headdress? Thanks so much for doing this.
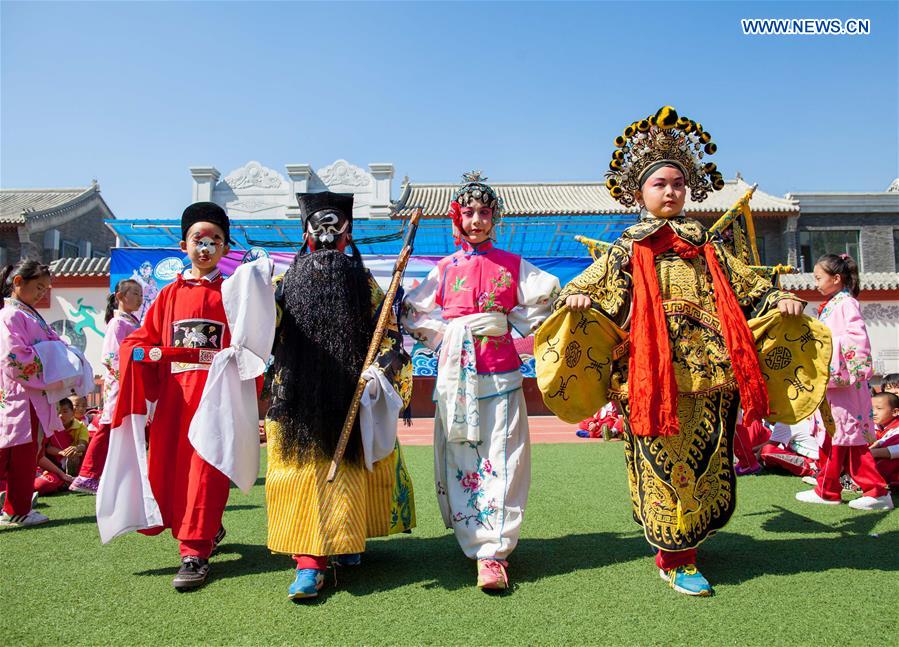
[449,200,463,246]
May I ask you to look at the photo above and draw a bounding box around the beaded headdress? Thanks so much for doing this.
[605,106,724,207]
[451,170,504,217]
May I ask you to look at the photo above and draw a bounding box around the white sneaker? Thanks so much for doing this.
[801,475,818,486]
[847,494,895,511]
[0,510,50,528]
[795,489,841,505]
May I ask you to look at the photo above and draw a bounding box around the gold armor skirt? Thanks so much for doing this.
[621,390,738,552]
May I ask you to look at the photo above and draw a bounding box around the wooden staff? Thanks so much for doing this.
[327,207,422,482]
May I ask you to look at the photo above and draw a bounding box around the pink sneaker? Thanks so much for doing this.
[69,476,99,494]
[477,559,509,590]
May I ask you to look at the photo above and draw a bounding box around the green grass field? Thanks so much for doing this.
[2,443,897,646]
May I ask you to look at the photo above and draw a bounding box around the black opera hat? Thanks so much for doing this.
[296,191,354,228]
[181,201,232,243]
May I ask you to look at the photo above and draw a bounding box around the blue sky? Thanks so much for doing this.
[1,1,896,218]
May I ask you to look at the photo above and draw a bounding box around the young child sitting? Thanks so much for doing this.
[34,398,89,495]
[870,391,899,490]
[577,402,624,440]
[70,395,95,430]
[881,374,899,396]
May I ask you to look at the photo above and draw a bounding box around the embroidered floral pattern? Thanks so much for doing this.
[0,388,7,410]
[451,276,468,293]
[7,352,42,382]
[102,351,120,382]
[476,267,514,315]
[452,442,500,529]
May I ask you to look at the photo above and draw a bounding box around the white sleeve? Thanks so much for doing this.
[400,266,447,351]
[509,258,561,336]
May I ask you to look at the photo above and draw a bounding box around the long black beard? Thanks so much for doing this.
[270,248,373,464]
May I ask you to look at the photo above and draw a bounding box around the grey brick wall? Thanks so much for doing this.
[49,208,116,259]
[798,214,897,272]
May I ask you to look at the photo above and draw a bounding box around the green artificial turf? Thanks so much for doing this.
[2,442,897,646]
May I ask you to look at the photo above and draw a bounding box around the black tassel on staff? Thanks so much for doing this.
[327,207,422,482]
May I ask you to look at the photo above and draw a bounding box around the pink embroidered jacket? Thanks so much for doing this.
[816,290,874,446]
[97,312,140,425]
[0,300,65,449]
[402,240,560,374]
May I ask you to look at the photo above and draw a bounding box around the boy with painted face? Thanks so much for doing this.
[402,172,560,591]
[552,107,812,596]
[104,202,233,590]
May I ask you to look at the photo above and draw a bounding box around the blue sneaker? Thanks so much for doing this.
[334,553,362,567]
[288,568,325,599]
[660,564,712,596]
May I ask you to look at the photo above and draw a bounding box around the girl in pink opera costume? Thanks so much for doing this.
[401,172,560,591]
[69,279,143,494]
[0,260,63,528]
[795,254,893,511]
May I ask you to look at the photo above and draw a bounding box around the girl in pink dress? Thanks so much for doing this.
[402,171,560,590]
[0,260,63,528]
[69,279,143,494]
[795,254,893,511]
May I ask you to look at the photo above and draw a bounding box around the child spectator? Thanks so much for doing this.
[869,391,899,489]
[795,254,892,511]
[881,373,899,396]
[34,398,89,495]
[577,402,624,440]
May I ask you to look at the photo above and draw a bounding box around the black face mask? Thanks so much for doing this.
[305,209,350,249]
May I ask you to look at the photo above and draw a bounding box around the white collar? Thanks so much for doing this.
[182,267,222,282]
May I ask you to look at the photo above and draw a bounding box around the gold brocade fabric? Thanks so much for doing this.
[622,391,738,552]
[748,310,832,424]
[534,307,627,423]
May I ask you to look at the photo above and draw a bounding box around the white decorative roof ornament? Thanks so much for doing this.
[316,159,373,190]
[223,161,285,190]
[888,178,899,193]
[226,198,281,214]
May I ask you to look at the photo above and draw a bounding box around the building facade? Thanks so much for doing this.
[0,181,116,264]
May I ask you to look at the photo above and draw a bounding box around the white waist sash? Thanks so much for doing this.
[436,312,519,442]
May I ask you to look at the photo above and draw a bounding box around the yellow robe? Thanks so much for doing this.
[265,273,415,556]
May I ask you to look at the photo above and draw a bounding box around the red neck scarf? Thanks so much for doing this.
[628,226,769,437]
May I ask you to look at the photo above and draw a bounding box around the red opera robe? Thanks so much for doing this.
[111,272,231,544]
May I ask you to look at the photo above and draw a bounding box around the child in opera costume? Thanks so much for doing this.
[538,107,828,596]
[97,202,275,590]
[70,279,142,494]
[0,261,60,528]
[264,191,415,600]
[402,172,560,591]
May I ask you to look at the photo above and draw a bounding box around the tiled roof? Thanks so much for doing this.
[779,272,899,291]
[0,185,100,224]
[395,177,798,217]
[49,256,110,277]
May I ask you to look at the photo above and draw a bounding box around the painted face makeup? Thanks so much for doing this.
[192,236,220,255]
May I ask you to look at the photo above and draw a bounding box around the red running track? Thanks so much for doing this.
[398,416,604,446]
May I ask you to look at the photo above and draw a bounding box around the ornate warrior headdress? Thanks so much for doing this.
[605,106,725,208]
